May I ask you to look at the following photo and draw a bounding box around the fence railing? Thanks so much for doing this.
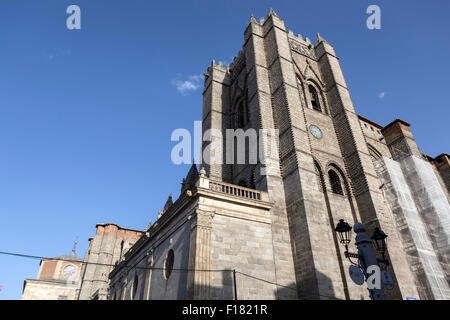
[208,180,266,201]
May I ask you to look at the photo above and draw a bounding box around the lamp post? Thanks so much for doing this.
[371,227,389,268]
[335,219,391,300]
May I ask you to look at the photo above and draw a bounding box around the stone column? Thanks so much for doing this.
[186,209,214,299]
[144,249,154,300]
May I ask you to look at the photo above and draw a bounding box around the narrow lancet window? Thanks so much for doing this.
[309,85,321,112]
[328,170,343,195]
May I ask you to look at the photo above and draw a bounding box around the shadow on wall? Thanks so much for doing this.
[211,270,234,299]
[126,257,342,300]
[276,270,339,300]
[210,269,337,300]
[118,223,192,301]
[187,269,338,300]
[124,268,342,300]
[149,230,190,300]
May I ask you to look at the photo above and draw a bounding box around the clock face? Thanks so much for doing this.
[62,265,77,279]
[309,125,323,139]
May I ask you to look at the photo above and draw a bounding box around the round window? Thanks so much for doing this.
[164,249,174,280]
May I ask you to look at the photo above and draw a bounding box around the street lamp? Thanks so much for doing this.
[371,227,387,253]
[334,220,392,300]
[335,219,352,248]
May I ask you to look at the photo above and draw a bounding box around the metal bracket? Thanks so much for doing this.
[345,251,359,259]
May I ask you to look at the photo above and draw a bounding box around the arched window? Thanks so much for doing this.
[164,249,174,280]
[131,275,139,300]
[237,101,245,128]
[368,144,382,161]
[236,99,248,128]
[309,85,321,112]
[328,170,343,195]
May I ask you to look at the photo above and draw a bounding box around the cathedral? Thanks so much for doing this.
[23,10,450,300]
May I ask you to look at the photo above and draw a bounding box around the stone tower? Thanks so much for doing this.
[77,223,143,300]
[201,9,421,299]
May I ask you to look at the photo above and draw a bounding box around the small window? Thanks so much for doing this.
[328,170,343,195]
[250,168,256,189]
[308,85,321,112]
[58,295,68,300]
[236,100,248,128]
[164,249,175,280]
[131,275,139,300]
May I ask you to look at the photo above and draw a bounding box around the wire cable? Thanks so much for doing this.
[1,250,341,300]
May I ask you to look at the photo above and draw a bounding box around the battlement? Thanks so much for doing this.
[287,29,312,47]
[207,8,330,78]
[247,8,281,27]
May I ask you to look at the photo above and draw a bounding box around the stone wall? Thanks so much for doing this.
[108,194,196,300]
[22,280,78,300]
[210,208,277,299]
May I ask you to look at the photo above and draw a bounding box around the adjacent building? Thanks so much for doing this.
[22,246,83,300]
[76,223,143,300]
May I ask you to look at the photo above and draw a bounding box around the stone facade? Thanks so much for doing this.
[200,9,423,300]
[24,10,449,300]
[108,167,281,300]
[105,10,448,300]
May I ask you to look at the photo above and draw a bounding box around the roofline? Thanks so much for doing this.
[95,223,144,234]
[23,278,79,286]
[357,114,383,129]
[108,192,196,280]
[40,257,83,263]
[435,152,449,159]
[424,152,449,161]
[381,118,411,132]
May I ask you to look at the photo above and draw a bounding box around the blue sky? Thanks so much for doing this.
[0,0,448,299]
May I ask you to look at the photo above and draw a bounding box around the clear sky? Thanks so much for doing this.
[0,0,448,299]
